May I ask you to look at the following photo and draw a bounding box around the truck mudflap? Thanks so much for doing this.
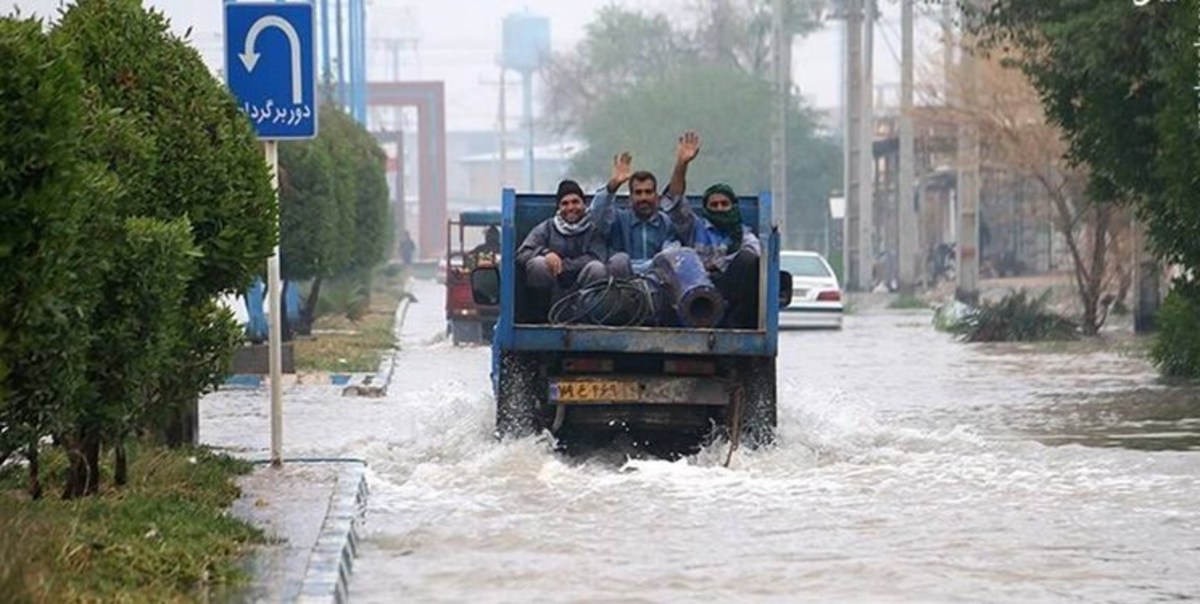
[548,376,729,406]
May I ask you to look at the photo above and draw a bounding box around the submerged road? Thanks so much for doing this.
[202,278,1200,602]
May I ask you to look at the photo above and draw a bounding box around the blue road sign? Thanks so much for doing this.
[224,1,318,140]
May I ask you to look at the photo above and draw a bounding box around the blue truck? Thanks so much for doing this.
[468,188,793,447]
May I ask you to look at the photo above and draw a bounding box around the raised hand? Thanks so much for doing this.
[676,131,701,164]
[611,151,634,184]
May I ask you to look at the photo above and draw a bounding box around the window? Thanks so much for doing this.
[781,255,832,278]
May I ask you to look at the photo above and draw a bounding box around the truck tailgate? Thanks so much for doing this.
[507,325,776,356]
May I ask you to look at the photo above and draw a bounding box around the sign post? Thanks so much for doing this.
[225,1,318,468]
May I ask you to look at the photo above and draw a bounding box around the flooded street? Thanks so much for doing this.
[202,279,1200,602]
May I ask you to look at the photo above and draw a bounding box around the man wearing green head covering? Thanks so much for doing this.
[671,176,763,329]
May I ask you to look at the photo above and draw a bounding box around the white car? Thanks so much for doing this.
[779,250,844,330]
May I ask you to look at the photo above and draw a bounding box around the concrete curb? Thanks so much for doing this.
[341,275,414,398]
[295,460,369,604]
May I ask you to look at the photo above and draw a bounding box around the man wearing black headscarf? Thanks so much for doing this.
[516,180,630,303]
[674,181,763,328]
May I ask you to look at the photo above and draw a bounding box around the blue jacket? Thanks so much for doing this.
[589,186,685,272]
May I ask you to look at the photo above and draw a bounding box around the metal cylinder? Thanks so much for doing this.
[652,248,726,328]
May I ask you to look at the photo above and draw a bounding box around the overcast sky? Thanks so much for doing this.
[4,0,947,132]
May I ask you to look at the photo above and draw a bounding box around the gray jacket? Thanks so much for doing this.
[515,218,609,275]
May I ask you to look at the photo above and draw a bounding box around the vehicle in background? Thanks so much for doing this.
[468,189,794,448]
[445,210,502,344]
[779,250,843,330]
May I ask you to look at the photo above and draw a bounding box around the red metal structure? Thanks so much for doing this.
[367,81,447,260]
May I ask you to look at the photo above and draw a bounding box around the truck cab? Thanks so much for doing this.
[470,189,792,447]
[445,210,502,344]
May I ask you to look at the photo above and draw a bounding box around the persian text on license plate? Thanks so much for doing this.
[551,380,641,403]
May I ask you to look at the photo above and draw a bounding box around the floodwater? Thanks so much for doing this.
[202,279,1200,603]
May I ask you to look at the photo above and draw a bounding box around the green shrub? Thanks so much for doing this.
[0,16,103,489]
[53,0,277,445]
[86,217,197,447]
[316,273,373,323]
[950,289,1078,342]
[1150,287,1200,379]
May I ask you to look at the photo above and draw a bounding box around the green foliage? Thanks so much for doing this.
[315,272,372,323]
[320,106,390,274]
[949,290,1078,343]
[1150,286,1200,379]
[544,1,823,133]
[1149,2,1200,271]
[569,64,842,237]
[151,301,244,434]
[549,4,840,243]
[279,136,338,281]
[971,0,1200,306]
[279,104,390,322]
[0,446,262,602]
[49,0,277,449]
[86,217,197,443]
[0,16,101,459]
[53,0,277,298]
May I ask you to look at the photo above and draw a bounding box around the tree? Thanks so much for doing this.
[0,16,103,499]
[686,0,824,76]
[569,64,841,237]
[548,3,840,239]
[967,0,1200,358]
[279,104,390,333]
[543,0,825,134]
[922,46,1131,334]
[542,6,685,135]
[53,0,277,450]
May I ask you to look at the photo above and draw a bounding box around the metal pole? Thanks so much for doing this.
[355,0,368,123]
[771,0,789,244]
[349,0,358,119]
[956,4,980,304]
[522,71,534,190]
[499,67,509,187]
[265,141,284,468]
[335,0,346,109]
[857,0,876,291]
[843,0,863,290]
[320,0,331,88]
[898,0,917,292]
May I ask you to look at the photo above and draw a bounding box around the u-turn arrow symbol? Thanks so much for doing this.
[239,15,303,105]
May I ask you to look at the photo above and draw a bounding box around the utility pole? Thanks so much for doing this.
[479,70,520,189]
[898,0,917,292]
[857,0,876,292]
[943,0,955,93]
[843,0,864,290]
[499,67,509,188]
[956,3,980,304]
[771,0,790,245]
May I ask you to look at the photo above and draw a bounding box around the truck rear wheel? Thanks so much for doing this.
[737,357,777,446]
[495,352,549,438]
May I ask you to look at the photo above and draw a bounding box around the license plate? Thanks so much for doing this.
[551,380,641,403]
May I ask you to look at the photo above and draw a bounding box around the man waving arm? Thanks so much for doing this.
[664,131,702,245]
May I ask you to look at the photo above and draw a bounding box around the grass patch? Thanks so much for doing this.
[888,293,929,310]
[0,445,262,603]
[294,265,408,373]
